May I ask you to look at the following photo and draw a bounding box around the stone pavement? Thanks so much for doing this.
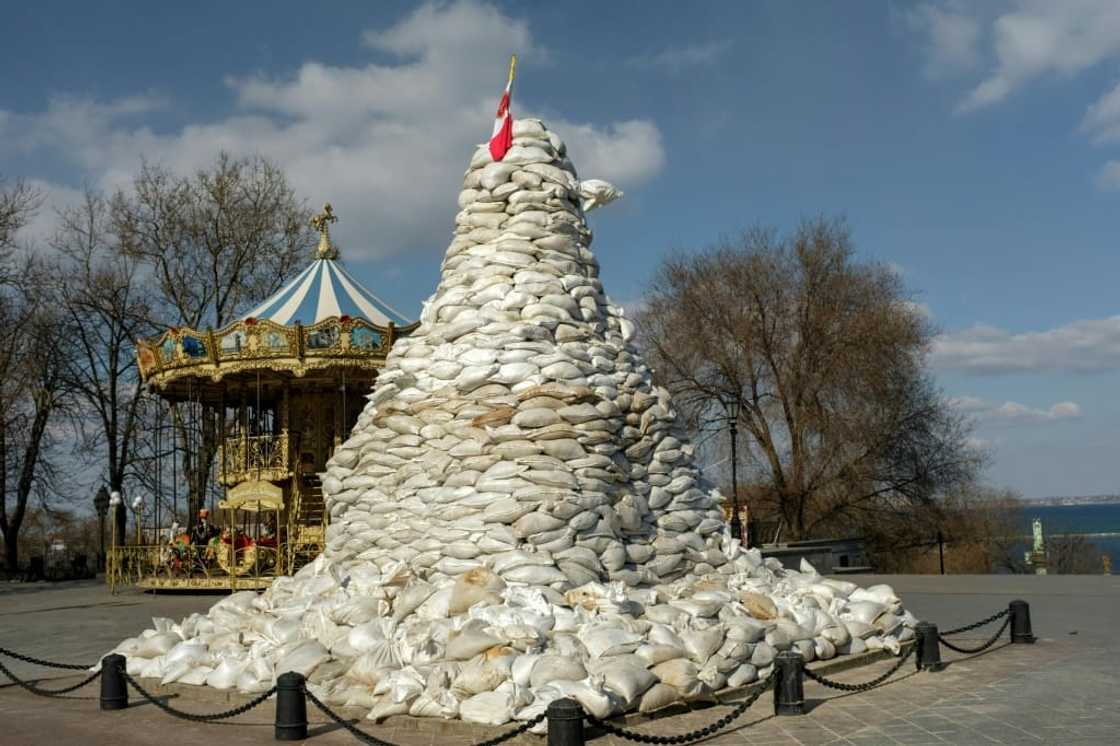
[1,575,1117,745]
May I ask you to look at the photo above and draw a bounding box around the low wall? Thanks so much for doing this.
[761,537,873,574]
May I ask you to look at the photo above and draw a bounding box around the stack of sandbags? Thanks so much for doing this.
[319,117,725,590]
[113,119,916,726]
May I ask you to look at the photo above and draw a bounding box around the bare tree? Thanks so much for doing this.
[0,259,75,571]
[0,177,42,281]
[111,153,313,525]
[1046,535,1106,575]
[639,217,980,554]
[51,190,154,541]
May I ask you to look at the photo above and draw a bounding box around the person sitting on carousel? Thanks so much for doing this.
[185,509,219,570]
[189,509,216,546]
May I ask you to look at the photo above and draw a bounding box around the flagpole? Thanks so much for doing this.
[507,54,517,87]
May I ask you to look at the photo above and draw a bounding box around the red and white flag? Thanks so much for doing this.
[489,55,517,161]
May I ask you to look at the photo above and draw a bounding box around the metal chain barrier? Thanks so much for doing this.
[122,669,276,722]
[0,645,93,671]
[303,685,406,746]
[0,657,101,697]
[939,609,1008,636]
[938,616,1011,655]
[304,683,547,746]
[472,712,549,746]
[802,644,916,693]
[585,671,775,744]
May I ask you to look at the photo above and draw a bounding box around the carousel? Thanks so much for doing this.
[108,205,417,591]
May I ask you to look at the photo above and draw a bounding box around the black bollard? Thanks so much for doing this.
[547,697,585,746]
[1009,600,1035,644]
[915,622,944,671]
[274,672,308,741]
[99,654,128,711]
[773,651,805,716]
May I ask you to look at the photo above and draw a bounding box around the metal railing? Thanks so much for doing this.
[220,431,290,484]
[106,541,289,593]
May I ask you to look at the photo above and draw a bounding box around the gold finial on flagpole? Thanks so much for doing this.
[507,54,517,86]
[310,203,339,260]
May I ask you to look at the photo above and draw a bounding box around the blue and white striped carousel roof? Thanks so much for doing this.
[243,258,411,327]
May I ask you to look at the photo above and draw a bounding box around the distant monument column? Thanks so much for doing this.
[1025,517,1048,575]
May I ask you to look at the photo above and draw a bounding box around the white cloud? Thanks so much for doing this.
[553,119,665,186]
[903,2,983,79]
[19,179,88,248]
[901,300,933,319]
[1094,160,1120,189]
[931,316,1120,374]
[965,435,992,451]
[955,0,1120,113]
[949,395,1082,426]
[0,1,665,261]
[1081,80,1120,144]
[628,40,734,73]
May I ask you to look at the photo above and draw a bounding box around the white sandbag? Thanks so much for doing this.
[845,602,887,625]
[550,679,616,719]
[726,663,758,688]
[460,690,514,725]
[451,657,509,697]
[178,666,213,686]
[277,640,329,677]
[680,627,725,663]
[529,655,587,688]
[581,626,642,658]
[635,643,687,667]
[650,659,704,699]
[750,642,775,668]
[136,632,180,658]
[393,579,435,621]
[596,659,658,705]
[446,628,505,660]
[206,659,247,690]
[638,683,681,713]
[449,567,507,614]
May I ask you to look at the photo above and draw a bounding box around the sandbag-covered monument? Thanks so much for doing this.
[113,115,915,725]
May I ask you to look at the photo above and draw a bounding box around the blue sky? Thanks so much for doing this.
[3,0,1120,499]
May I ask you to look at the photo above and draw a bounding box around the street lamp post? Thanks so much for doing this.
[93,486,110,570]
[726,397,743,543]
[131,496,144,545]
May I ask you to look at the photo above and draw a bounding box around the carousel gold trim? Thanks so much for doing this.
[136,314,419,392]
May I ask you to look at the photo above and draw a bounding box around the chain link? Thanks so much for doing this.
[938,616,1010,655]
[939,609,1008,637]
[472,712,548,746]
[585,671,775,744]
[0,645,92,671]
[122,669,276,721]
[0,657,101,697]
[304,683,546,746]
[304,686,405,746]
[802,645,916,693]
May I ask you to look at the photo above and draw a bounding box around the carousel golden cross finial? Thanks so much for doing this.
[311,203,339,259]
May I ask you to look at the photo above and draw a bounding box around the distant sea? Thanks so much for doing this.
[1021,503,1120,565]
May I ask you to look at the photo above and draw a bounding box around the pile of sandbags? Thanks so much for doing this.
[319,117,726,591]
[112,556,915,726]
[113,119,916,726]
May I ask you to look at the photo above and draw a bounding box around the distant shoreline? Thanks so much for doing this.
[1023,496,1120,507]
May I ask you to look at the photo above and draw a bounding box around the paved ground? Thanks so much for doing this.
[1,575,1116,745]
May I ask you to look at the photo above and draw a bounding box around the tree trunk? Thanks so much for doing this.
[113,503,126,547]
[3,525,18,572]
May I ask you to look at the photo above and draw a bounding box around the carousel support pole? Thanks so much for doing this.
[153,399,160,542]
[220,384,228,502]
[228,506,236,595]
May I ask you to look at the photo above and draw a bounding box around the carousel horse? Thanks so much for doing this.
[214,527,269,576]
